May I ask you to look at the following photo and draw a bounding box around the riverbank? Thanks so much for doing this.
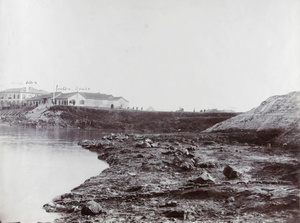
[1,104,299,222]
[0,106,238,132]
[44,132,299,223]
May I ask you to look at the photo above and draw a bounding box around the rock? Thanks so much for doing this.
[145,138,153,144]
[159,201,178,207]
[128,172,137,176]
[81,200,104,215]
[227,196,235,202]
[192,170,215,184]
[223,165,238,180]
[135,141,152,148]
[180,158,195,170]
[151,142,160,147]
[165,210,185,219]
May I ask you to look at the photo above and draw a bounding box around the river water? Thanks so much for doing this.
[0,125,109,223]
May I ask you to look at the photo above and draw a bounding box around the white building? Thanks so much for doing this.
[0,87,48,108]
[27,92,129,109]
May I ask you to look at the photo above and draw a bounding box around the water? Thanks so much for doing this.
[0,125,109,223]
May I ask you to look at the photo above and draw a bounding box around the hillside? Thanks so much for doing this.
[204,91,300,147]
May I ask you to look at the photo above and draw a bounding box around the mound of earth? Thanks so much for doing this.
[204,91,300,147]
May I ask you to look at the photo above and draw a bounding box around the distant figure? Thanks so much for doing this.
[136,107,138,110]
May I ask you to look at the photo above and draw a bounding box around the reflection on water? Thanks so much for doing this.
[0,125,109,223]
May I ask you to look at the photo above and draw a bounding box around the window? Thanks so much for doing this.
[80,100,85,105]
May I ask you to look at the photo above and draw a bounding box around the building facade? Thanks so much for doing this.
[0,87,48,108]
[27,92,129,109]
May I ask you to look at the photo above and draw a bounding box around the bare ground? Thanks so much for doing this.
[44,132,299,223]
[1,106,298,222]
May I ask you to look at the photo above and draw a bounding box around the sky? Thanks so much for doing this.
[0,0,299,112]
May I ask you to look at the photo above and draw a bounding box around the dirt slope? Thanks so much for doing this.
[204,92,300,146]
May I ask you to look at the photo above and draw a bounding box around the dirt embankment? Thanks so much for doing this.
[205,91,300,149]
[0,105,238,133]
[44,132,299,223]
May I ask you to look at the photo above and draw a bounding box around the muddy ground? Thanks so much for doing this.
[44,132,299,223]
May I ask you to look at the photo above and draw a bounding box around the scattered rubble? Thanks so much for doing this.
[45,132,299,222]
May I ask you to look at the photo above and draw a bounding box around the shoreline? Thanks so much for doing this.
[1,105,299,222]
[44,132,299,223]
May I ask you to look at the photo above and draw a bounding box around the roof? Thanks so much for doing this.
[79,92,115,100]
[26,91,129,102]
[0,87,48,95]
[27,92,62,100]
[113,97,129,102]
[55,92,78,99]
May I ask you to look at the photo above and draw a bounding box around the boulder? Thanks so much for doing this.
[135,141,152,148]
[223,165,238,180]
[81,201,103,215]
[180,158,195,171]
[193,171,215,184]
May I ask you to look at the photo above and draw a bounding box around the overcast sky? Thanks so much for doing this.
[0,0,299,112]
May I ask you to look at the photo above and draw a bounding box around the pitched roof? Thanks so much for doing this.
[0,87,48,94]
[113,97,129,102]
[55,92,78,99]
[27,92,62,100]
[79,92,115,100]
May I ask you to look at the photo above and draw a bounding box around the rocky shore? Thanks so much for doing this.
[44,132,299,223]
[2,92,299,222]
